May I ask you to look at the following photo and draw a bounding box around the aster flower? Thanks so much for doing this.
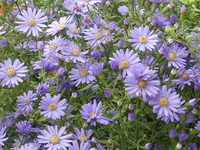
[16,90,37,112]
[37,82,49,95]
[169,129,178,138]
[46,16,72,35]
[162,43,188,69]
[15,7,48,37]
[151,9,170,28]
[43,35,68,56]
[118,5,128,15]
[66,22,82,38]
[19,143,39,150]
[39,93,67,120]
[128,26,159,51]
[16,120,32,134]
[69,61,95,86]
[73,128,93,141]
[37,125,73,150]
[109,49,140,78]
[80,100,111,126]
[69,140,95,150]
[172,68,195,90]
[148,85,186,123]
[0,126,8,149]
[61,41,88,63]
[89,62,104,76]
[125,63,160,99]
[195,121,200,137]
[83,24,107,48]
[0,58,28,88]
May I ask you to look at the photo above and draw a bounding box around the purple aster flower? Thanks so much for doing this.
[145,142,152,149]
[89,62,104,76]
[43,35,68,56]
[73,128,93,141]
[148,86,186,123]
[0,127,8,149]
[91,50,102,59]
[118,5,128,15]
[104,89,112,98]
[179,132,188,141]
[154,145,163,150]
[170,14,177,24]
[37,82,49,95]
[189,98,197,106]
[195,121,200,137]
[0,39,7,47]
[0,58,28,88]
[69,140,94,150]
[46,16,72,35]
[162,43,188,69]
[188,143,197,150]
[128,113,136,121]
[66,22,82,38]
[125,63,160,99]
[109,49,140,78]
[180,112,194,125]
[172,68,195,90]
[61,41,88,63]
[128,26,159,51]
[16,120,32,134]
[80,100,111,126]
[151,9,170,28]
[83,24,107,48]
[69,61,95,87]
[37,125,73,150]
[39,93,67,120]
[169,129,178,138]
[15,7,48,37]
[194,82,200,90]
[109,60,119,70]
[19,143,39,150]
[117,40,124,48]
[16,90,37,112]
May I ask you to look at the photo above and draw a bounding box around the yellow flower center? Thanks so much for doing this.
[85,0,90,2]
[71,48,80,56]
[181,73,190,81]
[139,36,148,44]
[168,52,177,60]
[79,135,87,141]
[24,98,30,105]
[50,135,60,144]
[80,68,88,77]
[137,80,147,88]
[71,28,79,34]
[28,18,36,26]
[159,97,169,106]
[7,68,16,77]
[94,32,103,40]
[89,112,95,117]
[57,23,64,29]
[49,103,57,110]
[48,71,55,77]
[120,60,130,68]
[49,43,57,51]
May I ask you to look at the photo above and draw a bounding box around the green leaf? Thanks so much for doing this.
[78,83,95,91]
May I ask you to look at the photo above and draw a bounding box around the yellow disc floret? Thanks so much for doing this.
[137,80,147,88]
[28,18,36,26]
[7,68,16,77]
[168,52,177,60]
[71,48,80,56]
[139,36,148,44]
[94,32,102,40]
[80,68,88,77]
[159,97,169,106]
[50,135,60,144]
[49,103,57,110]
[79,135,87,141]
[120,60,130,69]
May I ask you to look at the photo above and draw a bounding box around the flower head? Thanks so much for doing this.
[73,128,93,141]
[39,93,67,120]
[69,61,95,86]
[80,100,111,126]
[109,49,140,78]
[19,143,39,150]
[37,125,73,150]
[0,58,28,88]
[0,127,8,149]
[148,86,186,123]
[128,26,158,51]
[15,7,48,37]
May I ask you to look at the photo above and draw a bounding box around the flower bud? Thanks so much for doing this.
[145,142,152,150]
[176,143,182,149]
